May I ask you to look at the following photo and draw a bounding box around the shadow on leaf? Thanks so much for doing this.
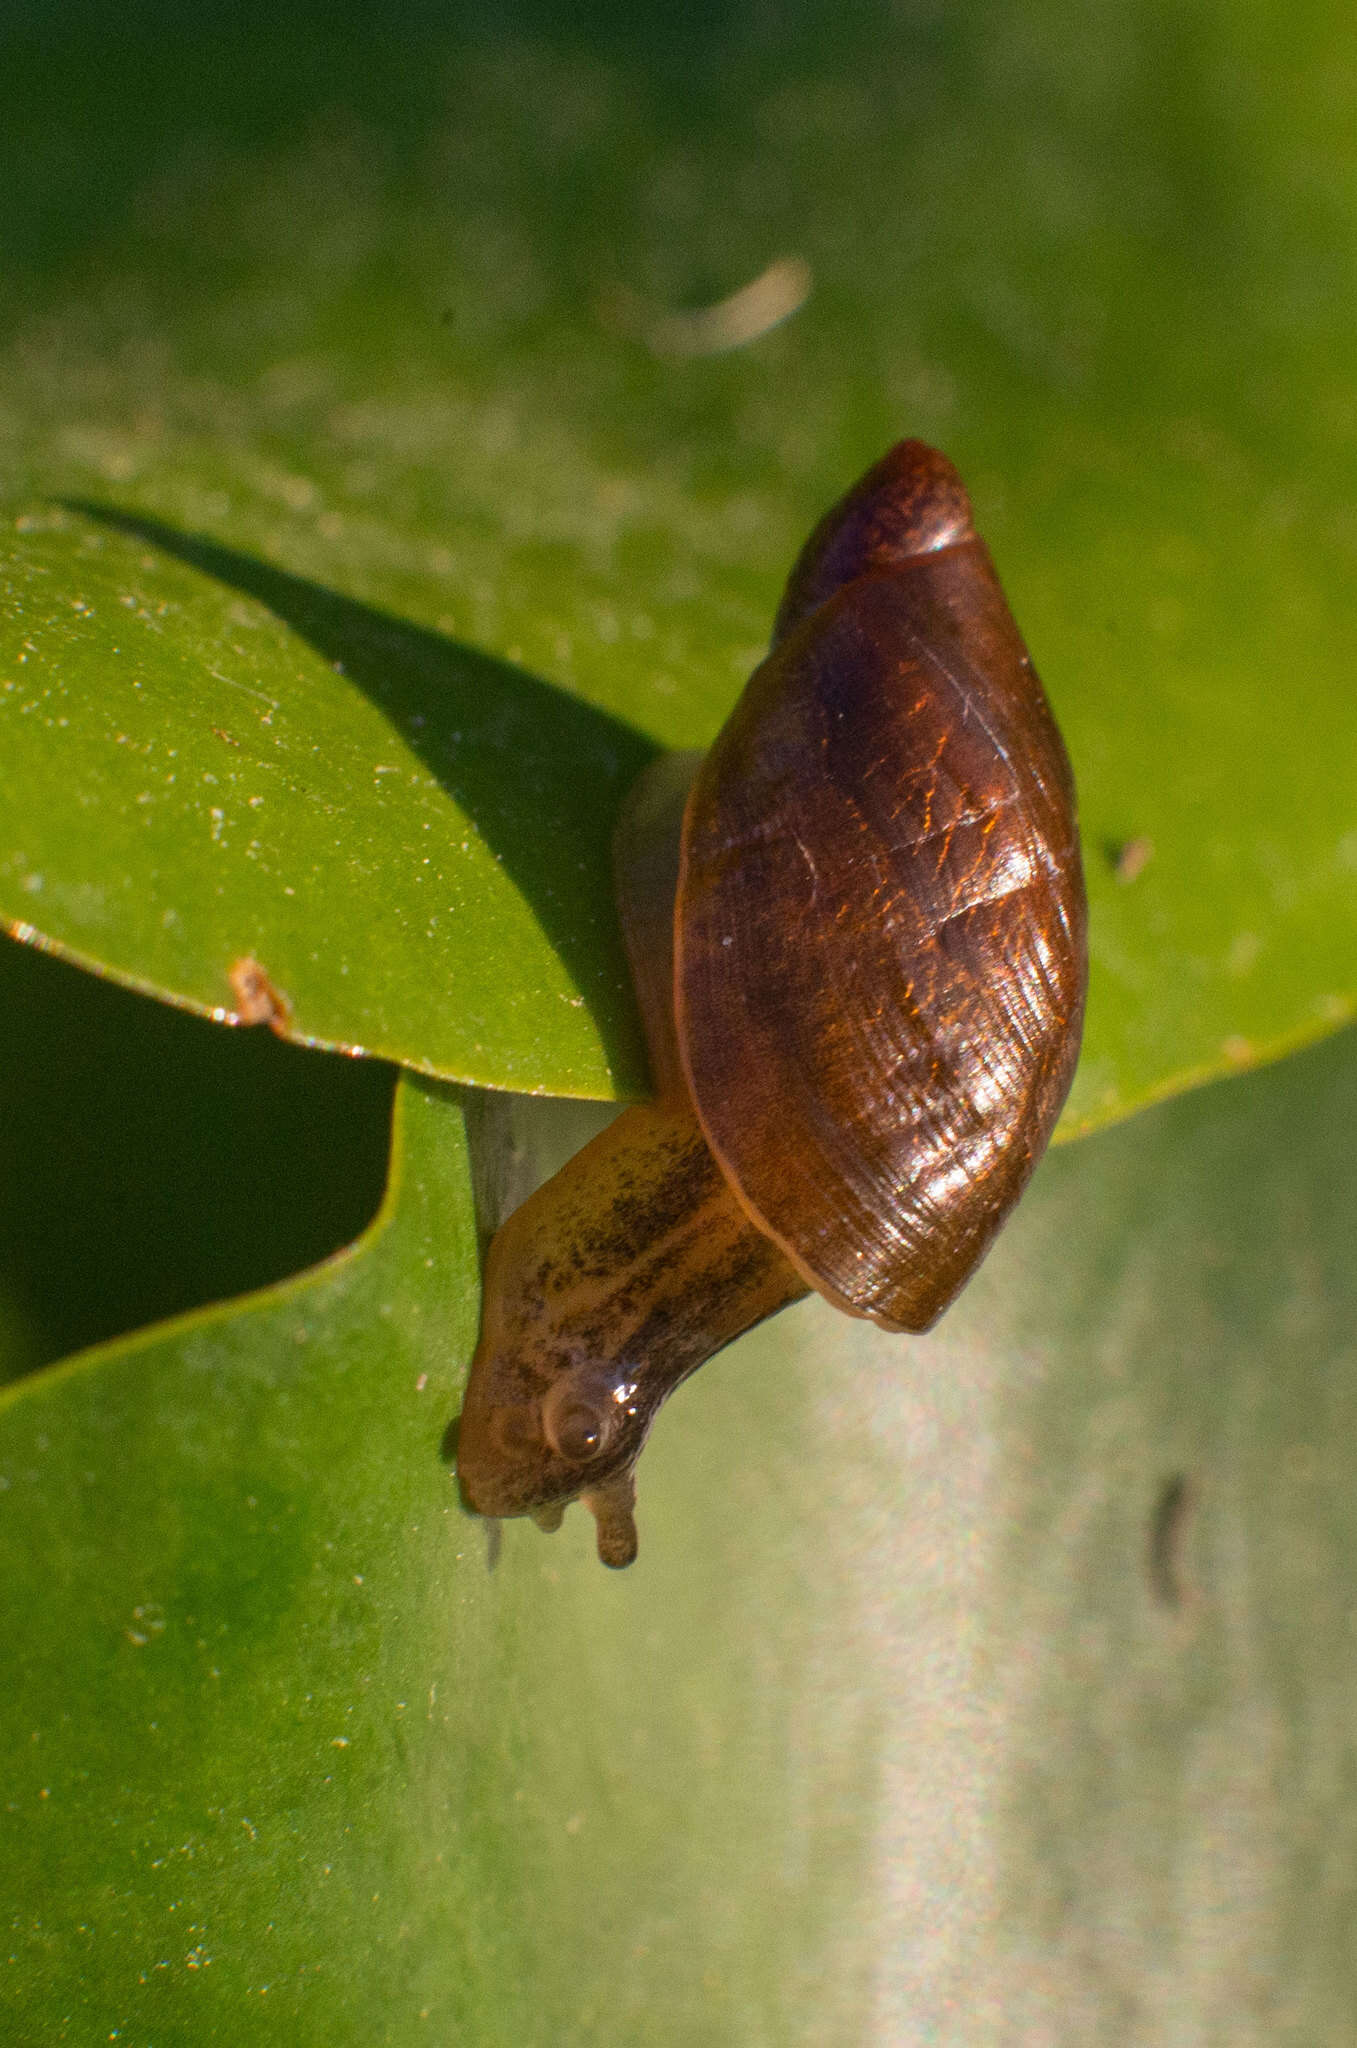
[61,499,659,1093]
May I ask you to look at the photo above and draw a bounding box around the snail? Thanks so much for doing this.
[454,441,1087,1567]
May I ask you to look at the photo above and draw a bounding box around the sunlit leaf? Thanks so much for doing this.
[0,0,1351,1114]
[5,1014,1355,2038]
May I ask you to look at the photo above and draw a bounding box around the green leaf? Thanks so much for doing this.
[979,1026,1357,2033]
[4,13,1353,2034]
[5,1006,1355,2039]
[0,508,652,1095]
[1,1072,486,2037]
[1,0,1353,1119]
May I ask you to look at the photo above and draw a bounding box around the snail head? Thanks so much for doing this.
[454,1341,649,1569]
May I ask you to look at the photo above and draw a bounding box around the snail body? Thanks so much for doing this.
[455,442,1087,1567]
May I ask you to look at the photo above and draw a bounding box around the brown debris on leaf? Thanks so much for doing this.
[228,956,293,1033]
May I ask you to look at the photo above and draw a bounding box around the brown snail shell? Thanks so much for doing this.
[454,441,1087,1567]
[678,440,1086,1330]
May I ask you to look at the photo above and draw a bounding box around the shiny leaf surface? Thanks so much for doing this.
[5,1014,1355,2039]
[0,0,1351,1114]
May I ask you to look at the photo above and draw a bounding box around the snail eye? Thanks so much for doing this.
[542,1386,614,1465]
[553,1405,604,1460]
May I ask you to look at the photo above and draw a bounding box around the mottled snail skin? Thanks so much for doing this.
[455,441,1087,1567]
[454,753,808,1569]
[456,1086,805,1567]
